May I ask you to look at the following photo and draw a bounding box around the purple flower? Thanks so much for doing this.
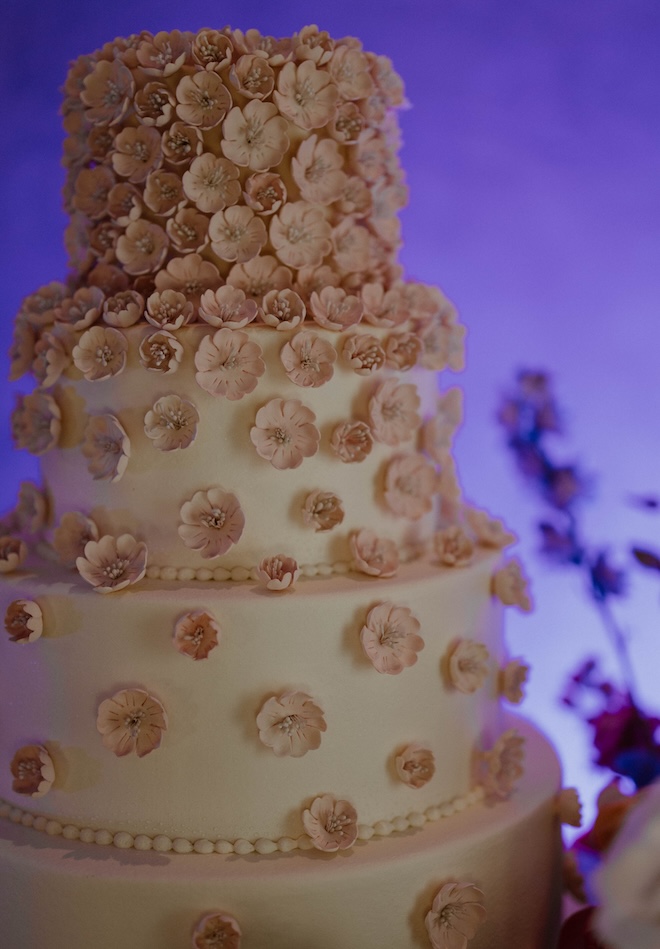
[589,701,660,787]
[589,552,626,601]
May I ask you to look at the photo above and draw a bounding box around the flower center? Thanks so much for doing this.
[278,714,302,735]
[325,812,352,835]
[149,342,170,366]
[124,708,145,737]
[135,234,156,255]
[95,345,114,367]
[379,622,402,648]
[271,427,291,445]
[17,759,40,779]
[203,508,226,530]
[103,80,122,106]
[103,557,129,581]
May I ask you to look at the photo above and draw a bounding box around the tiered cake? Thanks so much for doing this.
[0,26,564,949]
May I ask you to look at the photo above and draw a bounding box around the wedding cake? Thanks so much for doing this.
[0,25,565,948]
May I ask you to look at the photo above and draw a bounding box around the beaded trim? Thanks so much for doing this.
[0,785,484,855]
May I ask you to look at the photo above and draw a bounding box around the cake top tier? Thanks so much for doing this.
[57,26,409,311]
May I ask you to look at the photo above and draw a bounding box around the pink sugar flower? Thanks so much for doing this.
[178,487,245,559]
[76,533,147,594]
[72,325,127,381]
[280,331,336,387]
[96,688,167,758]
[302,794,358,852]
[274,60,339,130]
[257,691,326,757]
[199,286,259,328]
[103,290,145,328]
[80,58,134,126]
[395,744,436,789]
[208,205,268,263]
[482,728,525,800]
[166,207,209,254]
[250,398,320,470]
[270,201,332,269]
[492,557,534,612]
[464,507,517,549]
[369,379,421,446]
[350,528,399,578]
[261,289,306,329]
[425,882,487,949]
[330,420,373,463]
[192,912,241,949]
[139,330,184,374]
[155,253,221,302]
[446,639,490,694]
[116,219,169,276]
[230,53,275,100]
[11,390,61,455]
[145,290,194,330]
[360,601,424,674]
[309,286,363,331]
[384,454,436,519]
[434,525,475,567]
[53,512,99,568]
[291,134,347,205]
[161,121,204,166]
[15,481,49,535]
[301,490,345,532]
[10,745,55,797]
[81,414,131,482]
[111,126,162,183]
[175,71,231,129]
[384,331,422,372]
[173,610,220,661]
[0,537,28,574]
[221,100,289,172]
[192,30,234,71]
[144,395,199,452]
[194,328,265,400]
[422,388,464,463]
[4,599,43,644]
[257,554,300,591]
[244,172,287,215]
[182,153,242,213]
[342,333,385,375]
[499,658,530,705]
[226,255,292,304]
[136,30,189,77]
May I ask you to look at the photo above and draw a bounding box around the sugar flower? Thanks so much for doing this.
[309,286,363,331]
[178,487,245,559]
[11,390,61,455]
[555,787,583,827]
[145,289,194,329]
[0,535,26,578]
[331,218,371,274]
[139,329,183,374]
[360,601,424,674]
[112,125,162,183]
[270,201,332,269]
[464,507,517,549]
[244,172,287,215]
[369,379,421,446]
[261,289,306,329]
[192,912,241,949]
[80,57,134,126]
[144,395,199,452]
[257,691,326,757]
[106,181,142,224]
[342,333,385,375]
[257,554,300,591]
[250,398,320,470]
[161,120,204,165]
[143,169,184,215]
[194,328,265,400]
[482,728,525,799]
[274,60,339,130]
[10,745,55,797]
[76,533,147,593]
[350,529,399,578]
[425,882,487,949]
[330,420,373,463]
[384,454,436,519]
[302,490,345,532]
[56,286,104,330]
[221,100,289,171]
[434,525,475,567]
[175,71,231,129]
[155,253,221,301]
[499,658,530,704]
[8,319,35,381]
[73,165,115,220]
[361,282,407,328]
[227,255,292,303]
[15,480,48,535]
[173,610,220,661]
[73,325,127,381]
[492,557,534,612]
[422,388,464,463]
[329,45,375,100]
[103,290,144,327]
[20,281,68,328]
[280,331,336,387]
[208,205,267,263]
[446,639,490,694]
[291,134,347,205]
[395,744,436,789]
[331,103,366,144]
[137,30,189,77]
[4,599,43,644]
[198,286,259,328]
[166,208,210,254]
[82,414,130,482]
[53,511,99,568]
[192,29,234,71]
[182,153,241,213]
[134,82,176,128]
[230,53,275,99]
[116,219,168,275]
[302,794,358,852]
[96,688,167,758]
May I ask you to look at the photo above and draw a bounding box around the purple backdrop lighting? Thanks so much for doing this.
[2,0,659,829]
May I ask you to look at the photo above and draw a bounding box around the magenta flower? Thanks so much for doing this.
[302,794,358,852]
[280,331,336,387]
[361,601,424,674]
[330,420,373,463]
[395,744,436,789]
[173,610,220,661]
[250,398,320,470]
[350,529,399,578]
[96,688,167,758]
[10,745,55,797]
[4,599,43,644]
[192,912,241,949]
[257,691,327,757]
[257,554,300,591]
[384,454,436,519]
[76,534,147,593]
[369,379,421,446]
[178,487,245,559]
[195,328,265,400]
[425,882,487,949]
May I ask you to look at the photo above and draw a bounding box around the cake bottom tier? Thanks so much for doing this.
[0,719,562,949]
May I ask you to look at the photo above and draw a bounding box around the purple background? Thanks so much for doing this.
[2,0,659,827]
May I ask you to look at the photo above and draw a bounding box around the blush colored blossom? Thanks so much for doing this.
[173,610,220,661]
[10,745,55,797]
[192,30,234,71]
[434,525,475,567]
[182,153,241,213]
[143,169,185,215]
[178,487,245,559]
[482,729,525,800]
[82,414,131,482]
[250,398,320,470]
[137,30,189,77]
[492,558,534,612]
[425,882,487,949]
[292,134,346,205]
[447,639,490,694]
[270,202,332,269]
[192,913,241,949]
[175,71,232,129]
[309,286,363,331]
[144,395,199,452]
[361,282,407,328]
[227,255,292,303]
[154,253,221,301]
[330,420,373,463]
[198,286,258,328]
[208,205,268,263]
[15,481,49,535]
[8,319,35,381]
[56,286,105,330]
[116,219,168,275]
[556,787,583,828]
[302,490,345,532]
[20,281,68,328]
[112,125,162,183]
[257,554,300,591]
[77,534,147,593]
[53,511,99,568]
[161,121,204,165]
[331,103,366,144]
[4,599,43,643]
[331,218,371,274]
[244,172,287,215]
[145,289,194,329]
[80,57,134,125]
[139,330,184,374]
[360,601,424,674]
[106,181,142,224]
[419,317,466,373]
[302,794,358,852]
[395,744,435,789]
[369,379,421,446]
[350,529,399,578]
[295,25,335,64]
[422,388,464,463]
[342,333,385,375]
[384,454,436,519]
[103,290,145,327]
[96,688,167,758]
[499,658,530,705]
[0,537,27,574]
[274,60,339,130]
[195,328,265,400]
[464,507,517,549]
[72,164,115,220]
[280,331,336,387]
[166,208,210,254]
[384,331,422,371]
[11,390,61,455]
[221,100,289,171]
[134,81,176,127]
[261,289,306,329]
[257,691,326,757]
[230,54,275,99]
